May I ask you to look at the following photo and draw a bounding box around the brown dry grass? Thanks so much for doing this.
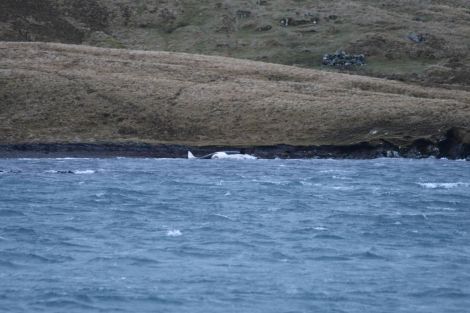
[1,42,469,146]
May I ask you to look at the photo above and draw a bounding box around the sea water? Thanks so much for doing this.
[0,158,469,313]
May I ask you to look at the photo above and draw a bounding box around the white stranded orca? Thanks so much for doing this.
[187,151,257,160]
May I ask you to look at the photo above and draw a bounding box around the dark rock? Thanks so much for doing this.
[407,32,426,43]
[298,28,317,33]
[256,25,272,32]
[236,10,251,19]
[280,18,290,27]
[0,129,468,160]
[290,19,315,26]
[322,50,366,67]
[438,128,470,159]
[280,17,317,27]
[400,138,439,158]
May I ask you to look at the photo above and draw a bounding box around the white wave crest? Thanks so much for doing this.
[73,170,96,175]
[331,186,355,191]
[167,229,182,237]
[418,182,470,189]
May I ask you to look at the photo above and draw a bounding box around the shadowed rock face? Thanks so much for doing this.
[1,42,469,155]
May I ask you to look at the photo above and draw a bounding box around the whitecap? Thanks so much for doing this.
[318,170,352,174]
[167,229,182,237]
[441,207,457,211]
[418,182,469,189]
[331,186,355,191]
[332,175,351,180]
[73,170,96,175]
[211,213,233,220]
[251,179,287,185]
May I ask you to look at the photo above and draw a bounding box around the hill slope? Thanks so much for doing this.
[1,42,469,156]
[1,0,469,87]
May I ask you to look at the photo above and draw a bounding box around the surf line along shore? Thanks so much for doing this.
[0,135,468,160]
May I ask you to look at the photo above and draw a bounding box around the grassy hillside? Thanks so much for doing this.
[1,0,469,87]
[1,42,469,147]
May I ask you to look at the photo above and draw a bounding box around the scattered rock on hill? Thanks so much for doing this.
[236,10,251,19]
[322,51,366,67]
[280,17,317,27]
[407,32,426,43]
[256,25,272,32]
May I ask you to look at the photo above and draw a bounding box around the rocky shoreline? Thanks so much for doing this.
[1,130,468,160]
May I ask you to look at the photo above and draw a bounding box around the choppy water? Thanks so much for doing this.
[1,158,469,313]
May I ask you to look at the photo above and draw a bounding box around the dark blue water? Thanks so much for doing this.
[0,158,469,313]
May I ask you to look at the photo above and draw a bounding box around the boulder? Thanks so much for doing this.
[407,32,426,43]
[236,10,251,19]
[256,25,272,32]
[322,50,366,67]
[280,17,317,27]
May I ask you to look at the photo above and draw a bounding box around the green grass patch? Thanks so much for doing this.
[366,57,437,75]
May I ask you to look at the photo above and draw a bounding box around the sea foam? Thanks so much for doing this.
[73,170,96,174]
[167,229,182,237]
[418,182,470,189]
